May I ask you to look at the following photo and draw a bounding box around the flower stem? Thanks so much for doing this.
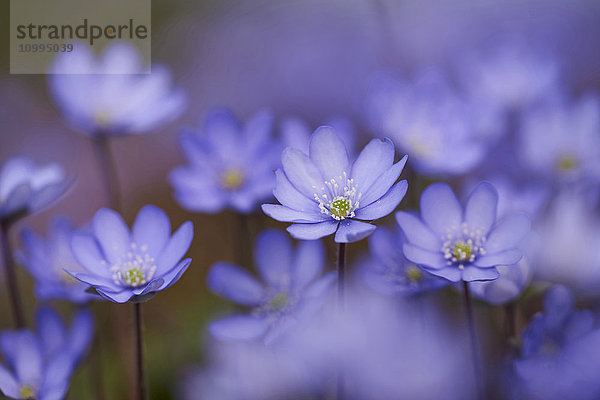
[336,242,346,400]
[0,222,25,328]
[92,134,121,210]
[463,281,483,399]
[337,243,346,311]
[133,302,147,400]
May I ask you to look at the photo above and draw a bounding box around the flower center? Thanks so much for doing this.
[20,385,35,399]
[557,155,578,172]
[314,172,362,221]
[268,292,289,310]
[406,265,423,283]
[441,223,486,270]
[110,243,157,287]
[221,169,244,190]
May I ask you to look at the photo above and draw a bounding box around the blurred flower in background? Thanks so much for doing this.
[68,205,193,303]
[207,229,334,344]
[170,108,279,214]
[17,216,95,304]
[49,42,186,136]
[0,307,93,400]
[0,157,66,224]
[280,115,358,156]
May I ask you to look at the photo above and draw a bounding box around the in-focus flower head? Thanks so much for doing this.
[17,216,95,304]
[0,307,93,400]
[49,42,186,136]
[366,68,502,176]
[170,108,279,214]
[512,285,600,400]
[67,205,193,303]
[519,93,600,184]
[207,229,334,344]
[0,156,66,224]
[359,226,448,296]
[262,127,408,243]
[396,182,530,282]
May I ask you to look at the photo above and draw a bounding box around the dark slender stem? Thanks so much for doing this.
[233,212,250,266]
[0,223,25,328]
[336,242,346,400]
[92,134,121,210]
[463,281,483,399]
[133,302,147,400]
[337,243,346,312]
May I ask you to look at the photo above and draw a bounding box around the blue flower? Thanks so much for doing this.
[49,42,186,136]
[396,182,530,282]
[17,216,95,304]
[458,41,560,111]
[206,229,334,344]
[169,108,280,214]
[280,115,357,157]
[359,226,448,296]
[0,156,66,223]
[512,286,600,400]
[0,307,93,400]
[262,127,408,243]
[366,69,502,176]
[67,205,193,303]
[519,94,600,184]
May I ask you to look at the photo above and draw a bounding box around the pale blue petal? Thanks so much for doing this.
[207,262,265,306]
[360,155,407,206]
[70,233,111,277]
[272,169,319,212]
[254,230,292,290]
[485,213,531,254]
[261,204,325,223]
[465,182,498,235]
[420,183,463,236]
[0,365,19,398]
[156,221,193,274]
[281,148,324,199]
[92,208,131,264]
[209,315,269,341]
[334,219,376,243]
[132,205,171,258]
[350,138,395,192]
[403,243,446,269]
[292,240,325,292]
[354,180,407,220]
[475,249,522,267]
[309,126,349,181]
[395,211,441,251]
[287,220,338,240]
[462,266,500,282]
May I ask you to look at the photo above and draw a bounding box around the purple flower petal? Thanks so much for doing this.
[281,148,324,199]
[254,230,293,289]
[70,233,111,277]
[287,220,338,240]
[485,213,531,254]
[156,221,193,274]
[292,240,325,292]
[95,287,134,303]
[272,169,319,212]
[132,205,171,258]
[309,126,349,181]
[157,258,192,290]
[92,208,131,264]
[350,138,395,192]
[334,219,376,243]
[403,243,446,269]
[261,204,325,223]
[420,183,462,236]
[0,365,19,398]
[10,331,42,385]
[462,266,500,282]
[465,182,498,235]
[206,262,265,306]
[475,249,522,267]
[426,266,462,282]
[354,180,407,221]
[360,155,408,206]
[36,307,66,357]
[208,315,269,341]
[395,211,441,250]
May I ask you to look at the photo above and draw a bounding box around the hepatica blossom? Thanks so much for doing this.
[280,115,357,157]
[519,93,600,183]
[0,307,93,400]
[396,182,530,282]
[49,42,186,136]
[0,156,66,223]
[262,127,407,243]
[366,69,501,176]
[359,227,447,296]
[170,108,280,214]
[68,205,193,303]
[17,216,95,304]
[207,229,334,343]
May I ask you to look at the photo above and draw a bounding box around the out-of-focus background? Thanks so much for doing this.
[1,0,600,398]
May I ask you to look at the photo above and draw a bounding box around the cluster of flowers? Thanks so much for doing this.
[0,36,599,400]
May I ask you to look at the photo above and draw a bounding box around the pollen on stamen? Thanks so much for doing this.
[110,242,157,288]
[313,171,362,221]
